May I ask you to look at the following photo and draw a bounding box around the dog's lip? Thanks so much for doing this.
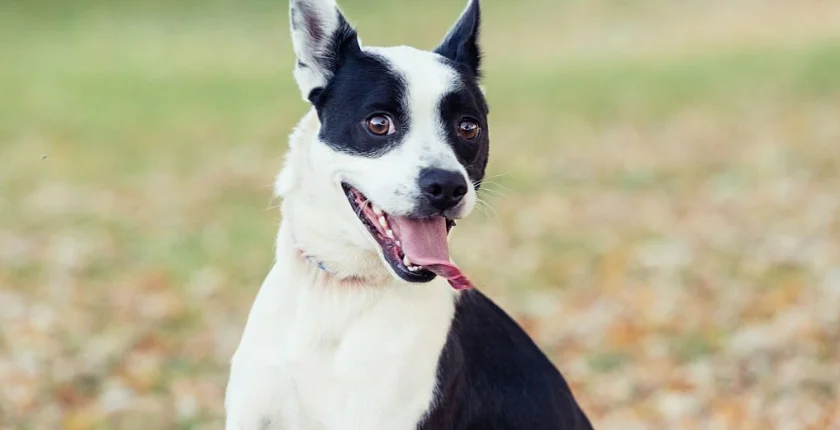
[341,182,454,283]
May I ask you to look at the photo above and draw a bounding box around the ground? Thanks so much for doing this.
[1,0,839,428]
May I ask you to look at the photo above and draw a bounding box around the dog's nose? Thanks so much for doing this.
[418,168,468,212]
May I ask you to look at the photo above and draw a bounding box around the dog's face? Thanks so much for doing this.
[279,0,488,287]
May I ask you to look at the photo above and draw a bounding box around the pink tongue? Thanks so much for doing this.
[389,216,473,290]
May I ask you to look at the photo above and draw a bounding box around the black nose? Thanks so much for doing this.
[418,168,468,212]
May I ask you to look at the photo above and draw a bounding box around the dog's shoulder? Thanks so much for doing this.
[419,289,594,430]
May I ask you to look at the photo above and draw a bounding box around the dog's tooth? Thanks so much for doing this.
[386,230,395,239]
[372,205,383,216]
[403,255,412,266]
[378,216,388,228]
[396,240,401,247]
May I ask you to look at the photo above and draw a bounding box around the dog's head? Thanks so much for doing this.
[277,0,488,287]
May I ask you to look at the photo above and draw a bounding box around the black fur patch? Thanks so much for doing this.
[436,66,489,185]
[434,0,482,77]
[312,51,411,157]
[417,290,594,430]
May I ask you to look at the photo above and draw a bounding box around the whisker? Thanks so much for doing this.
[482,173,509,181]
[477,187,506,198]
[355,197,371,217]
[477,180,512,194]
[266,195,282,211]
[475,196,502,226]
[473,174,512,198]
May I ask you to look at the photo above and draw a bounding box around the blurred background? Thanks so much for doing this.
[2,0,839,428]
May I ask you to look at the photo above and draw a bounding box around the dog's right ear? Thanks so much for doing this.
[290,0,360,104]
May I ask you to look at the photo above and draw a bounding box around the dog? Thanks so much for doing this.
[225,0,594,428]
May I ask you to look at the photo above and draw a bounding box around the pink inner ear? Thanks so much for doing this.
[294,2,326,43]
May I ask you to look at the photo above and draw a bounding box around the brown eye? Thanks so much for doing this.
[457,120,481,140]
[365,115,395,136]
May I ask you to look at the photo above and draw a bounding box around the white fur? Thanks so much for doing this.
[289,0,342,100]
[225,223,457,430]
[226,1,478,428]
[227,80,469,430]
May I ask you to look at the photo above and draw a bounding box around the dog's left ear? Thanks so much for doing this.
[290,0,361,103]
[434,0,482,77]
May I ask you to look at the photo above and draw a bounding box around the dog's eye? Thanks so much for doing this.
[365,115,395,136]
[457,120,481,140]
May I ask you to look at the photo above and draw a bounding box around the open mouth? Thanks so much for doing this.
[342,183,472,290]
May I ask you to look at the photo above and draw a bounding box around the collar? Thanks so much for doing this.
[298,249,333,274]
[291,233,333,274]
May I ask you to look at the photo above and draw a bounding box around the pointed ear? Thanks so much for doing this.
[290,0,360,103]
[434,0,482,77]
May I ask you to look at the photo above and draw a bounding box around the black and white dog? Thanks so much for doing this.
[225,0,594,428]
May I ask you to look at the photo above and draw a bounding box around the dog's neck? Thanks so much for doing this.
[276,217,392,288]
[273,111,395,288]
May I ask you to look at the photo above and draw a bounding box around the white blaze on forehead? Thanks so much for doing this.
[366,45,458,109]
[364,46,461,163]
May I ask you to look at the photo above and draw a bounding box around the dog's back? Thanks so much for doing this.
[420,290,592,430]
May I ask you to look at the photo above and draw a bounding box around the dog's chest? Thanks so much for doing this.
[226,266,456,430]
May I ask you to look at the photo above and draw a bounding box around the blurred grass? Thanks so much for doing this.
[2,0,840,428]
